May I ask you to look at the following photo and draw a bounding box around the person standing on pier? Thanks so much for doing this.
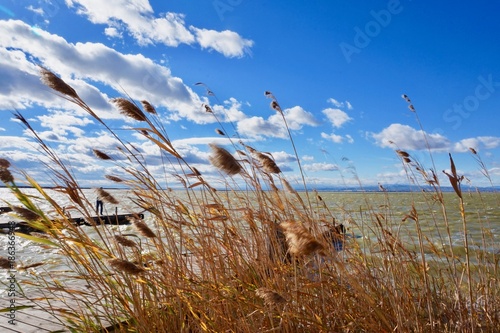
[96,187,104,215]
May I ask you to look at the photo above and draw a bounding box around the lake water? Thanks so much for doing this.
[1,188,499,294]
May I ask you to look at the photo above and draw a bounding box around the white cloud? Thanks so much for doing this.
[26,5,44,15]
[302,155,314,161]
[0,20,217,123]
[104,26,122,38]
[191,28,254,58]
[454,136,500,152]
[65,0,253,57]
[321,132,343,143]
[327,98,353,110]
[321,132,353,144]
[371,123,450,151]
[237,106,319,139]
[322,108,352,128]
[303,162,339,172]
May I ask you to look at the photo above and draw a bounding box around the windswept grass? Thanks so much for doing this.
[0,69,498,332]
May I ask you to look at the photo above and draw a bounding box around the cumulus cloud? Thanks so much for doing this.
[454,136,500,152]
[65,0,253,57]
[321,132,353,144]
[327,98,353,110]
[0,20,217,123]
[237,106,319,139]
[303,162,339,172]
[191,28,253,58]
[322,108,352,128]
[371,123,450,151]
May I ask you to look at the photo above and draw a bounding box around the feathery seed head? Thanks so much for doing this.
[280,221,325,256]
[141,100,157,114]
[13,206,41,222]
[209,144,242,176]
[112,98,147,122]
[105,175,123,183]
[0,257,11,269]
[96,187,119,205]
[0,159,11,169]
[114,235,137,247]
[256,288,286,306]
[270,100,282,113]
[93,149,112,160]
[40,67,79,99]
[133,219,156,238]
[0,169,14,183]
[255,152,281,174]
[108,258,145,275]
[402,94,411,103]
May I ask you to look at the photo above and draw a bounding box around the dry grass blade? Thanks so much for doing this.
[108,258,145,275]
[112,98,147,122]
[209,144,242,176]
[280,221,324,256]
[443,153,463,199]
[39,67,79,99]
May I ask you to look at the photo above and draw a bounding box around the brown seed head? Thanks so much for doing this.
[108,258,145,275]
[215,129,225,136]
[0,256,11,269]
[105,174,123,183]
[396,150,410,158]
[270,100,282,113]
[112,98,147,121]
[0,169,14,183]
[255,288,286,306]
[255,152,281,174]
[469,147,477,155]
[93,149,112,160]
[96,188,119,205]
[204,104,213,113]
[0,158,11,168]
[13,206,41,222]
[114,235,137,247]
[133,220,156,238]
[40,67,79,99]
[209,144,242,176]
[141,100,157,114]
[280,221,325,256]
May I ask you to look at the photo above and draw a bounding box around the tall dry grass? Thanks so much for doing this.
[0,69,498,332]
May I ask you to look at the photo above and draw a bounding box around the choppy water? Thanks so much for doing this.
[1,188,499,295]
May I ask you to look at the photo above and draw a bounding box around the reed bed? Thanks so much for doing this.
[0,69,499,332]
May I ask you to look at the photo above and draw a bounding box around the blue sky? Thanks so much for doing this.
[1,0,499,189]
